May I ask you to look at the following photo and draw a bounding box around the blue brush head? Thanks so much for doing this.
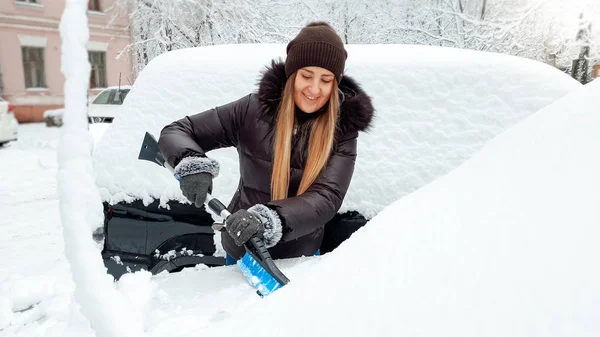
[238,253,284,296]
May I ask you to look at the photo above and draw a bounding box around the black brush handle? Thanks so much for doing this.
[205,194,231,220]
[246,236,290,285]
[207,198,228,217]
[208,199,290,286]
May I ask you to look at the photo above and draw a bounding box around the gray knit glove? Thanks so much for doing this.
[180,173,212,207]
[173,156,220,208]
[227,209,264,246]
[226,205,283,248]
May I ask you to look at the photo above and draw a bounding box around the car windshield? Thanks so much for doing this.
[92,89,130,105]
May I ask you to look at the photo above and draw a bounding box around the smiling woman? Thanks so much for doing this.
[158,21,374,262]
[293,67,335,113]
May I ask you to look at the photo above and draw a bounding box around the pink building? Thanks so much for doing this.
[0,0,133,122]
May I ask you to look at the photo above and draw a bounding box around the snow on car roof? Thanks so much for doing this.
[92,44,580,217]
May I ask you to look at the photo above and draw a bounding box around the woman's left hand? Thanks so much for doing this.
[226,209,265,246]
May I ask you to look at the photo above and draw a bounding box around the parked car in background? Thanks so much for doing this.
[88,86,131,123]
[0,96,18,146]
[43,86,132,127]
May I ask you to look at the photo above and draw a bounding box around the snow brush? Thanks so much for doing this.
[138,132,290,296]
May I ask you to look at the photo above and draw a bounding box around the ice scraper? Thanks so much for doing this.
[138,132,290,296]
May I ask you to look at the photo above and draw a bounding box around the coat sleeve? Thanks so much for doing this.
[158,94,252,168]
[266,131,359,241]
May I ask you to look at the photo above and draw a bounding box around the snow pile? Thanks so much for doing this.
[43,108,65,127]
[57,1,144,337]
[200,73,600,337]
[93,44,579,216]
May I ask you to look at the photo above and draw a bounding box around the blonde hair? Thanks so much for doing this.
[271,73,340,200]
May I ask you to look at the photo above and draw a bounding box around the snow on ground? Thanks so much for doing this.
[0,124,74,335]
[0,123,131,336]
[92,44,580,218]
[0,124,63,286]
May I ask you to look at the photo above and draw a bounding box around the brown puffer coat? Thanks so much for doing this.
[158,61,374,260]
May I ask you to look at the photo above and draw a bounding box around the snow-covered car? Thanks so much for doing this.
[0,96,18,146]
[92,44,580,280]
[88,86,131,123]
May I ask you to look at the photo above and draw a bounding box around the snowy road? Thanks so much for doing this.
[0,124,74,336]
[0,125,62,278]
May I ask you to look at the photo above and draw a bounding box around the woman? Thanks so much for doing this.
[158,22,374,262]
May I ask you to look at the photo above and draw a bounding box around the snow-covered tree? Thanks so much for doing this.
[113,0,282,74]
[540,1,600,76]
[110,0,600,76]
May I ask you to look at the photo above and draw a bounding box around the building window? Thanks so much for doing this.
[88,0,101,11]
[89,51,107,88]
[22,47,46,88]
[16,0,40,3]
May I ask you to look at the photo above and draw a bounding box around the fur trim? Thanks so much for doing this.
[173,156,220,180]
[248,204,283,248]
[257,60,375,134]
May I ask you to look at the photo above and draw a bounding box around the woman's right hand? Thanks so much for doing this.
[179,172,213,207]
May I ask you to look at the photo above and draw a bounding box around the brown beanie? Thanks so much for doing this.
[285,22,347,83]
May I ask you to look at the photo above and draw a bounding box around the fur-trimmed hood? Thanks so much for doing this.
[257,60,374,134]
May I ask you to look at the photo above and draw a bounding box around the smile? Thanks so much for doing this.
[304,93,318,101]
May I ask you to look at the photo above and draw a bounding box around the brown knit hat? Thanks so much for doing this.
[285,22,347,83]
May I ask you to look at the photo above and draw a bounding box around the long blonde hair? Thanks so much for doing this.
[271,73,340,201]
